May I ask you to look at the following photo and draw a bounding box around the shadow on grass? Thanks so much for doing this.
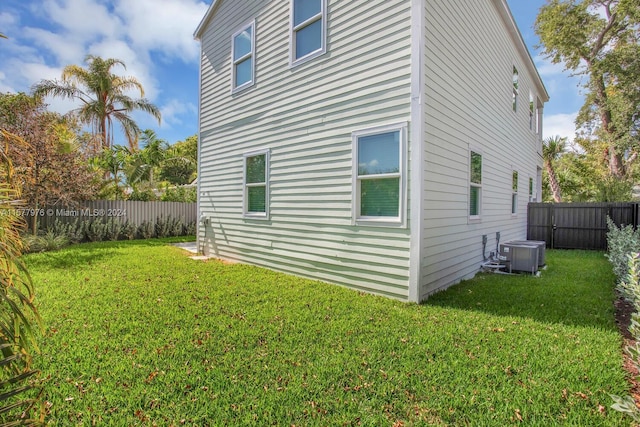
[23,237,194,271]
[425,250,619,331]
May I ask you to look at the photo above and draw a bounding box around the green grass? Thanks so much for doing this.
[25,242,629,426]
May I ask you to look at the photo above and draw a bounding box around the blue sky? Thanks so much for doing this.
[0,0,582,146]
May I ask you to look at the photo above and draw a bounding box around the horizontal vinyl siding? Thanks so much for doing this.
[198,0,412,299]
[420,0,545,298]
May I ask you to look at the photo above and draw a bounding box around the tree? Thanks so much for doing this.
[543,135,567,202]
[159,134,197,185]
[31,55,161,151]
[92,145,131,200]
[0,130,44,424]
[535,0,640,179]
[126,129,168,186]
[0,93,101,232]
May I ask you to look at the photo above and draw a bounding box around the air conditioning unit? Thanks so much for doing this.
[508,240,546,267]
[499,243,539,274]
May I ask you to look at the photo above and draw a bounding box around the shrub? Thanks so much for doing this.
[23,230,70,253]
[161,186,197,203]
[128,188,158,201]
[606,217,640,282]
[47,219,84,244]
[120,220,137,240]
[138,220,155,239]
[104,218,123,241]
[612,253,640,421]
[184,221,196,236]
[85,219,108,242]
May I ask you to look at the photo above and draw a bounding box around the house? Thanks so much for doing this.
[194,0,549,302]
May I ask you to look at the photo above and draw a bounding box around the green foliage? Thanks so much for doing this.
[31,55,161,151]
[606,217,640,281]
[0,141,43,424]
[137,220,155,239]
[159,135,197,185]
[127,188,158,201]
[611,253,640,421]
[23,231,69,253]
[160,186,196,203]
[535,0,640,179]
[23,245,626,425]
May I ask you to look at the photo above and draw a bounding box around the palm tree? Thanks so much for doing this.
[126,129,168,186]
[0,130,43,424]
[542,135,567,203]
[32,55,161,151]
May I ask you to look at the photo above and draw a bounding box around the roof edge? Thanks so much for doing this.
[194,0,220,41]
[492,0,549,102]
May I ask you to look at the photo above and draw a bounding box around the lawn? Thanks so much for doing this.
[25,240,629,426]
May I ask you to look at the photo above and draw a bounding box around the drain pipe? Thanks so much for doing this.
[482,234,488,261]
[495,232,501,255]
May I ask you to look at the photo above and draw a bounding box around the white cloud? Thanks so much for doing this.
[544,112,577,143]
[23,26,85,66]
[160,99,197,127]
[42,0,122,40]
[0,12,18,28]
[116,0,209,63]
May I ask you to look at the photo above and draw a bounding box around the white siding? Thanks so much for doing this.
[420,0,546,298]
[198,0,413,299]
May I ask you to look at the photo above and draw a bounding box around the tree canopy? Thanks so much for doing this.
[535,0,640,180]
[32,55,161,151]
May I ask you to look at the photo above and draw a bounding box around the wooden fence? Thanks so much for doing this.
[19,200,197,231]
[527,202,639,250]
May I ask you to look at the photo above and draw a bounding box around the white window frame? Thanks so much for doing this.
[352,122,407,227]
[289,0,327,68]
[231,20,256,93]
[511,170,518,216]
[469,149,482,221]
[529,91,535,131]
[529,177,534,202]
[243,148,270,219]
[512,66,519,113]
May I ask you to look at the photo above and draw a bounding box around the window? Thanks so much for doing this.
[512,66,519,112]
[529,177,534,202]
[512,171,518,215]
[469,151,482,218]
[243,150,269,218]
[353,124,406,225]
[529,91,534,130]
[232,21,255,92]
[290,0,326,65]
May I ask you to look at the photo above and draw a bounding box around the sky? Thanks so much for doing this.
[0,0,583,146]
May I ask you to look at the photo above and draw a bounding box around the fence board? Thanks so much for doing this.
[21,200,196,231]
[527,202,637,250]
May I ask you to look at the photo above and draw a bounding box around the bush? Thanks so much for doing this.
[85,219,108,242]
[120,221,137,240]
[128,188,158,201]
[23,231,69,253]
[611,253,640,421]
[47,219,84,244]
[161,186,197,203]
[606,217,640,282]
[137,220,155,239]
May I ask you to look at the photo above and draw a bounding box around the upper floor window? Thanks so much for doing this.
[469,151,482,218]
[352,123,407,226]
[529,91,535,130]
[232,21,255,92]
[290,0,326,66]
[243,149,269,218]
[512,66,519,112]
